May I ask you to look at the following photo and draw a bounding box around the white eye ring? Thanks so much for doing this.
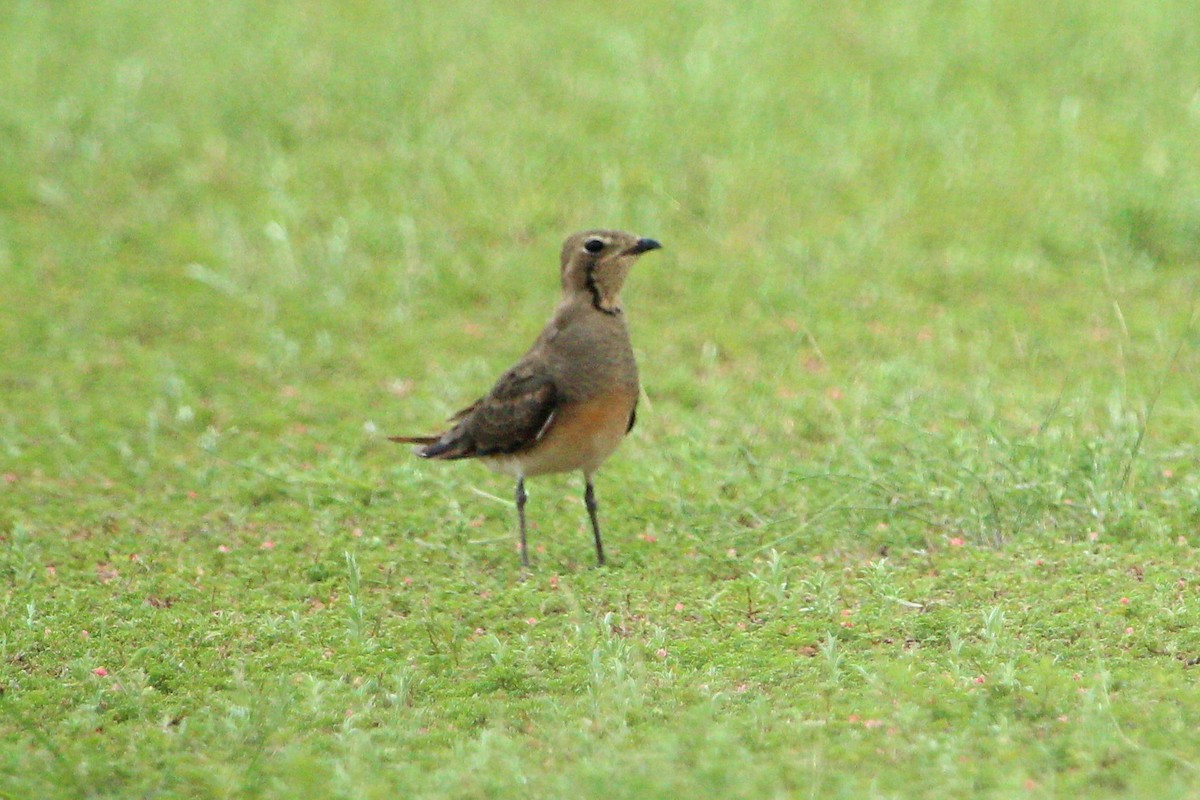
[583,238,605,254]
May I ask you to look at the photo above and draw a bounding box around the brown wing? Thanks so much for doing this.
[446,399,481,423]
[408,365,559,460]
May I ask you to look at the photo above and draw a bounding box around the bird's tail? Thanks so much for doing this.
[388,435,439,445]
[388,434,439,458]
[387,434,465,460]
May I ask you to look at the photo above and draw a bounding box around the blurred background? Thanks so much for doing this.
[5,4,1200,796]
[2,0,1197,542]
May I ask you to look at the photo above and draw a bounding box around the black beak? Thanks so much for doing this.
[627,238,662,255]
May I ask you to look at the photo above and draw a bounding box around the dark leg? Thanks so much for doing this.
[515,477,529,568]
[584,477,605,566]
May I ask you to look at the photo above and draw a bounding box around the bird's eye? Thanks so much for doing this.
[584,238,605,254]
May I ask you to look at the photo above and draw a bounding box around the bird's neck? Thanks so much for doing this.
[561,262,629,315]
[564,284,622,315]
[587,267,628,315]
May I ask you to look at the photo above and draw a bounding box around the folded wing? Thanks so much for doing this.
[391,366,559,460]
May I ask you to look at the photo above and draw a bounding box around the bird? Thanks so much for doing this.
[391,229,662,568]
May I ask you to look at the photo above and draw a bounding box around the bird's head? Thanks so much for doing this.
[560,229,662,314]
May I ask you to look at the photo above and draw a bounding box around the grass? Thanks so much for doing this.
[3,1,1200,797]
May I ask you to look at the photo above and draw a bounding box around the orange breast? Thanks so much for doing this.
[487,389,636,478]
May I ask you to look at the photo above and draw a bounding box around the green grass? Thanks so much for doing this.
[3,1,1200,797]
